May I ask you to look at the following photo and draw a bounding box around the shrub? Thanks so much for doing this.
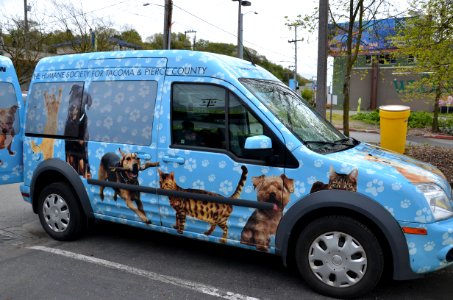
[351,110,380,125]
[408,111,432,128]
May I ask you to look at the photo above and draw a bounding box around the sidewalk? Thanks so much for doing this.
[328,110,453,148]
[348,130,453,149]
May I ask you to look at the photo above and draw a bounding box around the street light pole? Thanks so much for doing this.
[233,0,251,59]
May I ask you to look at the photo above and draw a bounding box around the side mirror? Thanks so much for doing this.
[244,135,272,150]
[244,135,273,160]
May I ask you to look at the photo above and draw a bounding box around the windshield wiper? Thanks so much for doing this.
[304,137,359,149]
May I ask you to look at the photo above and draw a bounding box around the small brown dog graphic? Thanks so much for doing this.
[240,173,294,252]
[30,88,62,160]
[98,148,159,224]
[0,104,18,164]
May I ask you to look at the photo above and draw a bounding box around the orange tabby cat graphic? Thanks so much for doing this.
[30,88,62,160]
[365,154,444,183]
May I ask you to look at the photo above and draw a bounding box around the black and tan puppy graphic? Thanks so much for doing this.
[98,148,159,224]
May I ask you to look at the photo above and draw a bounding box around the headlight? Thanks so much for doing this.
[416,184,453,221]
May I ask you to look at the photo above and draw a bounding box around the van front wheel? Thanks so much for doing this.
[295,216,384,298]
[38,182,86,241]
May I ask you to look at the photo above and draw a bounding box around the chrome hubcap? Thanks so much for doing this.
[43,193,70,233]
[308,231,367,288]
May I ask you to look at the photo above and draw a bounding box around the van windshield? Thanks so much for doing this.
[239,78,357,153]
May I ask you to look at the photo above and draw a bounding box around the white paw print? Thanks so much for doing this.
[366,169,376,175]
[220,180,233,195]
[385,206,395,216]
[415,208,433,223]
[294,181,306,197]
[365,179,384,196]
[442,229,453,245]
[314,160,324,168]
[392,182,402,191]
[408,242,417,255]
[424,241,435,252]
[218,161,227,169]
[159,206,170,218]
[184,158,197,172]
[202,160,209,167]
[179,176,186,183]
[307,176,318,185]
[192,180,205,190]
[208,174,216,182]
[245,186,253,194]
[400,199,411,209]
[261,167,269,174]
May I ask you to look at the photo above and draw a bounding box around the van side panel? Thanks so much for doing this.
[0,56,23,184]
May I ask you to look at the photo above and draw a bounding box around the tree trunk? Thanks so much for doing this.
[432,86,441,132]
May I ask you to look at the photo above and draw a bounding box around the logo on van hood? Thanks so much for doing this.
[0,66,6,72]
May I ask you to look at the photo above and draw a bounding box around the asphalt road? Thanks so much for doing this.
[1,183,453,300]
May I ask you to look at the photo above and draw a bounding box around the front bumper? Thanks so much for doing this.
[401,217,453,273]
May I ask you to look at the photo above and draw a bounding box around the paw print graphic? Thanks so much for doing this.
[159,206,170,218]
[366,169,376,175]
[400,199,411,209]
[385,206,395,216]
[415,208,433,223]
[220,180,233,195]
[184,158,197,172]
[365,179,384,196]
[392,182,402,191]
[307,176,318,185]
[218,161,227,169]
[408,242,417,255]
[442,229,453,245]
[294,181,306,197]
[208,174,216,182]
[202,160,209,167]
[314,160,324,168]
[192,180,205,190]
[245,186,253,194]
[179,176,186,183]
[424,241,435,252]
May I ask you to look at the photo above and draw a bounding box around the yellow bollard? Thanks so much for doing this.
[379,105,411,153]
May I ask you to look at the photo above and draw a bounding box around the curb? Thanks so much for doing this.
[335,127,453,140]
[423,134,453,140]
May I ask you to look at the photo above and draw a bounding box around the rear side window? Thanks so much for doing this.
[86,80,157,145]
[26,81,83,136]
[0,82,20,134]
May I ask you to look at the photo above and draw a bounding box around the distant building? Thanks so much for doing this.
[330,17,433,111]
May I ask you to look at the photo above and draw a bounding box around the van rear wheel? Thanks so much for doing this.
[295,215,384,298]
[38,182,86,241]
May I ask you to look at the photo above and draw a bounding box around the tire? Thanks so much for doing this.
[37,182,86,241]
[295,216,384,299]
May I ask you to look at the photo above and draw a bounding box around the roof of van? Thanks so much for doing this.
[34,50,279,82]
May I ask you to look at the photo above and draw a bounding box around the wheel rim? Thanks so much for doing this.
[42,193,70,233]
[308,231,367,288]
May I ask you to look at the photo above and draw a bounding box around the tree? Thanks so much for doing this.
[0,17,46,86]
[393,0,453,132]
[327,0,393,136]
[48,0,113,53]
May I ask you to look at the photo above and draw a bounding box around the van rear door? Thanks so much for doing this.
[0,56,24,184]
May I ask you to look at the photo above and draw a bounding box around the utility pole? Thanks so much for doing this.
[184,30,197,50]
[23,0,29,53]
[288,24,303,90]
[163,0,173,49]
[316,0,329,117]
[233,0,251,59]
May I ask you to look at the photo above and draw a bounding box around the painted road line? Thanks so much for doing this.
[28,246,259,300]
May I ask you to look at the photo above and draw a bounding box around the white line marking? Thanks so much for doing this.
[28,246,259,300]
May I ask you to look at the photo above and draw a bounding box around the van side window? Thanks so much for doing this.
[25,82,83,137]
[172,83,227,149]
[87,80,157,145]
[0,82,20,134]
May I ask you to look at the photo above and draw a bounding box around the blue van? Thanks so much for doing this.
[0,51,452,298]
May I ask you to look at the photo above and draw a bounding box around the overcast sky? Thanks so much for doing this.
[0,0,409,84]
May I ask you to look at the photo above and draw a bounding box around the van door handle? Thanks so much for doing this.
[136,152,151,161]
[163,156,185,164]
